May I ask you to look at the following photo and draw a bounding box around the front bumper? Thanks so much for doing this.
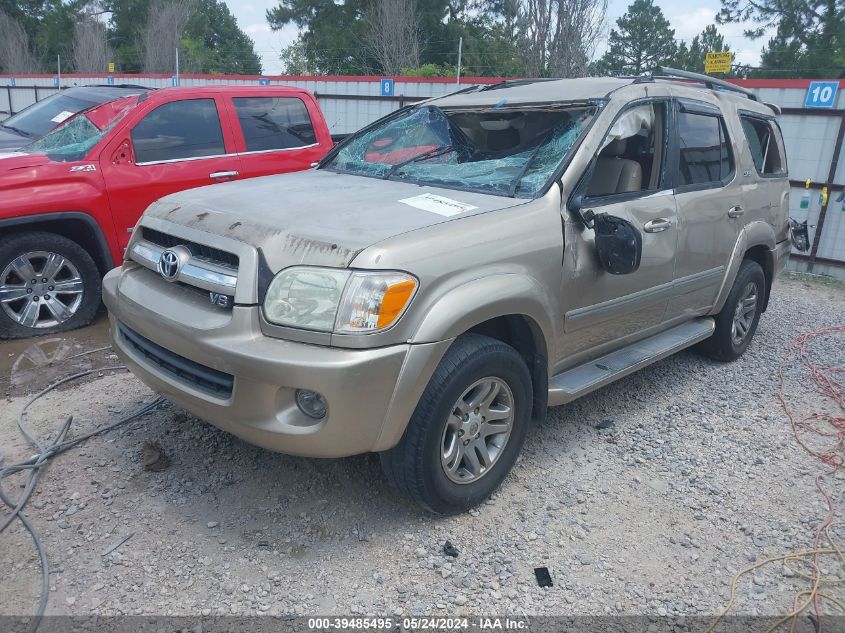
[103,266,449,458]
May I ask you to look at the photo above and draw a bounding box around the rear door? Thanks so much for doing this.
[666,99,741,320]
[738,112,789,237]
[225,91,329,178]
[100,95,241,250]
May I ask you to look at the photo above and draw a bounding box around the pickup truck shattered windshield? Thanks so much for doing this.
[324,104,596,197]
[24,96,138,162]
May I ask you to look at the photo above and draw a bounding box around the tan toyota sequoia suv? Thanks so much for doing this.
[104,68,808,513]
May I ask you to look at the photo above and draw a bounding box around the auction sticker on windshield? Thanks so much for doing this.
[398,193,478,217]
[50,111,75,124]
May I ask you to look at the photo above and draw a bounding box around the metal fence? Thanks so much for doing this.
[2,73,845,280]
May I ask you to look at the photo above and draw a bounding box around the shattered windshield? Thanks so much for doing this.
[323,104,595,197]
[24,98,134,162]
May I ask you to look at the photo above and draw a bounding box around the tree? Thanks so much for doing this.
[279,37,311,74]
[141,0,194,73]
[72,13,112,72]
[267,0,371,74]
[266,0,527,76]
[594,0,677,75]
[363,0,420,74]
[717,0,845,77]
[0,10,41,72]
[182,0,262,74]
[518,0,606,78]
[673,24,730,73]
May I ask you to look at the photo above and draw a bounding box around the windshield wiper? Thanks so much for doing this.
[0,123,34,138]
[508,131,554,197]
[383,144,454,179]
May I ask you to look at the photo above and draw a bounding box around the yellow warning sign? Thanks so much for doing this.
[108,62,115,73]
[704,51,733,74]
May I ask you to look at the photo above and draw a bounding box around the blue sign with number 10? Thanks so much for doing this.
[805,81,839,108]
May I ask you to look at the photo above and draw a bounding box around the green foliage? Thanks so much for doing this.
[279,37,310,75]
[594,0,677,75]
[183,0,262,74]
[1,0,261,74]
[673,24,731,74]
[267,0,525,77]
[400,63,455,77]
[268,0,372,74]
[718,0,845,78]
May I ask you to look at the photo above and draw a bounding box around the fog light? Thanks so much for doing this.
[295,389,327,419]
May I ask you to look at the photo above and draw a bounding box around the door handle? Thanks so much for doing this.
[643,218,672,233]
[728,205,745,218]
[209,170,239,180]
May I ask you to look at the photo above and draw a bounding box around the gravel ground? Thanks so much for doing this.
[1,274,844,623]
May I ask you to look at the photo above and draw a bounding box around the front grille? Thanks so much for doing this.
[142,227,239,270]
[119,323,234,398]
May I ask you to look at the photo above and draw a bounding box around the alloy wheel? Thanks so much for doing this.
[440,376,515,484]
[0,251,84,329]
[731,281,757,346]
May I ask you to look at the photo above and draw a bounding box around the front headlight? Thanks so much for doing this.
[263,267,417,334]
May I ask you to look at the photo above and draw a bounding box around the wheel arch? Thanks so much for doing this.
[0,212,116,276]
[712,221,776,313]
[378,275,555,447]
[742,244,774,311]
[463,314,549,424]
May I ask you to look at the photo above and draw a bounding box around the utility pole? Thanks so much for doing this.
[456,37,462,87]
[57,55,61,88]
[175,47,180,85]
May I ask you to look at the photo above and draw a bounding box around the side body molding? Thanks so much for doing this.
[711,220,777,313]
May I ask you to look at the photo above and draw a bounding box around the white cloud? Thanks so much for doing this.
[244,23,271,35]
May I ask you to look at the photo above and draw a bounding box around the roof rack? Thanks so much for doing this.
[652,66,757,101]
[84,84,154,90]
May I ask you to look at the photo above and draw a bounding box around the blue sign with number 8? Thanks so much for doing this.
[805,81,839,108]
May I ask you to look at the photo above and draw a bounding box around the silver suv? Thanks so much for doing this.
[104,69,805,513]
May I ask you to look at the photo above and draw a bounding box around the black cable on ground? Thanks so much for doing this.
[0,364,164,633]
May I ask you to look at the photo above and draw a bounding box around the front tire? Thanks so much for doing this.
[697,259,765,362]
[0,232,101,339]
[380,334,532,514]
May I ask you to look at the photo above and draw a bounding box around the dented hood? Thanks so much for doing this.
[144,169,528,271]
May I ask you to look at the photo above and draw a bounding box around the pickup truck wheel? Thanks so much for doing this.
[380,333,532,514]
[697,259,765,362]
[0,232,101,339]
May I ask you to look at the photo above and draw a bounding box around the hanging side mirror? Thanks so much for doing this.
[789,218,810,252]
[594,213,643,275]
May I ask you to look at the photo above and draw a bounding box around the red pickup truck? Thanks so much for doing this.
[0,85,333,339]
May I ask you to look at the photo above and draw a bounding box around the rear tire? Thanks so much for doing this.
[697,259,765,362]
[0,232,101,340]
[380,333,532,514]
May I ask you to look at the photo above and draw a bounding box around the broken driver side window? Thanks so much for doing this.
[583,101,668,200]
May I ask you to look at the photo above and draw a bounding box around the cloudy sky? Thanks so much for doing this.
[227,0,773,75]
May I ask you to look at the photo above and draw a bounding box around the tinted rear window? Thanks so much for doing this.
[132,98,225,163]
[677,111,732,186]
[233,97,316,151]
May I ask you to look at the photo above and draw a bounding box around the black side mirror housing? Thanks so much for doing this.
[789,218,810,252]
[566,157,597,223]
[593,213,643,275]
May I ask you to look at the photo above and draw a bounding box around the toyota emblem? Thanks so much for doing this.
[158,250,180,280]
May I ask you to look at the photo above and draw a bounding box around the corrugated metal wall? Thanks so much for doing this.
[2,74,844,279]
[0,74,474,134]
